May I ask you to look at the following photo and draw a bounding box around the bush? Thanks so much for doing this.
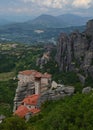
[0,116,27,130]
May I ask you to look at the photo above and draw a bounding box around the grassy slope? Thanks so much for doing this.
[0,72,15,81]
[1,93,93,130]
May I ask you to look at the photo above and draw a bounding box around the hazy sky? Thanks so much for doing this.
[0,0,93,21]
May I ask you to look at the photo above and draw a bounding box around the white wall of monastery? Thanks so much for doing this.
[41,78,49,85]
[35,81,40,94]
[18,74,35,83]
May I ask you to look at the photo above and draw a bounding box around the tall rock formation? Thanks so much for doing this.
[56,19,93,78]
[86,19,93,37]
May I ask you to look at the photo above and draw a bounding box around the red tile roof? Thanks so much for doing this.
[35,72,42,78]
[19,70,51,78]
[14,105,40,118]
[19,70,37,76]
[22,94,39,105]
[14,105,29,118]
[30,108,40,114]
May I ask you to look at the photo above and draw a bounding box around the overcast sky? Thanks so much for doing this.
[0,0,93,21]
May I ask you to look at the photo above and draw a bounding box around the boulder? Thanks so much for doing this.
[82,87,92,94]
[77,74,86,85]
[51,81,58,89]
[63,86,75,95]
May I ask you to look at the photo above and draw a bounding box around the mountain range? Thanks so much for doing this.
[0,19,12,26]
[30,14,92,28]
[0,14,92,28]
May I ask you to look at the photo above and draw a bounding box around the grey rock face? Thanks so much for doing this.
[36,86,75,108]
[86,19,93,37]
[36,53,50,69]
[55,20,93,79]
[88,66,93,78]
[55,33,72,71]
[62,86,75,95]
[13,81,35,112]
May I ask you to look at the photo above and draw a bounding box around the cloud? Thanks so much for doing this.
[72,0,92,8]
[22,0,68,8]
[21,0,93,9]
[0,0,93,18]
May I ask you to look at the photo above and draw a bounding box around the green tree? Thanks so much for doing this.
[0,116,27,130]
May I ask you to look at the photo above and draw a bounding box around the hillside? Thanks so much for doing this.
[28,93,93,130]
[57,14,91,26]
[28,14,66,28]
[1,93,93,130]
[0,19,12,26]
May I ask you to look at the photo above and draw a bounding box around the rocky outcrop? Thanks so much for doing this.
[51,81,58,89]
[36,44,56,69]
[56,19,93,80]
[14,78,75,111]
[37,86,75,108]
[86,19,93,37]
[55,33,72,71]
[36,51,50,69]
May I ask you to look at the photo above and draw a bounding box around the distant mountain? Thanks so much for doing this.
[57,14,91,26]
[0,14,92,28]
[0,19,12,26]
[27,14,66,28]
[24,14,92,28]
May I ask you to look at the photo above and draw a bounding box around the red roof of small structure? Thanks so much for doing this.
[14,105,29,118]
[22,94,39,105]
[35,72,42,78]
[14,105,40,118]
[30,108,41,114]
[19,70,37,76]
[19,70,51,78]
